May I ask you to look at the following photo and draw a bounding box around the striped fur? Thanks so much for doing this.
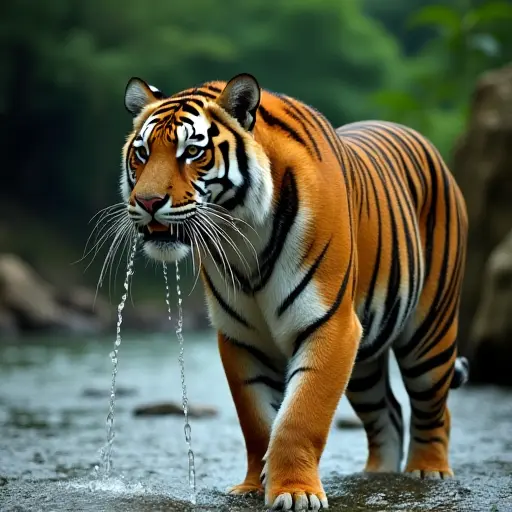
[120,74,469,511]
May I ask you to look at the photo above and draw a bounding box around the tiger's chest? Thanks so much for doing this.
[203,259,329,359]
[201,208,329,359]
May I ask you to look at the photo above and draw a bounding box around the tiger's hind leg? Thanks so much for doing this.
[346,350,404,473]
[394,315,466,479]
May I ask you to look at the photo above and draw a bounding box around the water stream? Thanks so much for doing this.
[100,236,139,477]
[163,261,197,504]
[1,332,511,511]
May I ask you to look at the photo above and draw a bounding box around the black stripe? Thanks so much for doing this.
[277,240,330,317]
[244,375,285,393]
[258,105,312,155]
[151,104,179,117]
[207,140,232,204]
[413,436,445,445]
[253,168,299,292]
[410,395,446,421]
[292,241,353,356]
[359,127,421,323]
[204,84,223,93]
[181,103,200,116]
[347,367,383,393]
[386,378,404,438]
[401,342,456,380]
[278,97,323,161]
[344,139,399,360]
[286,366,311,385]
[207,111,251,213]
[203,271,252,329]
[407,366,453,402]
[224,336,279,374]
[350,398,386,414]
[413,419,445,431]
[172,89,216,100]
[394,144,454,361]
[221,129,250,210]
[191,181,208,196]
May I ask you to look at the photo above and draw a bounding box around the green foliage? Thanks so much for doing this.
[0,0,403,238]
[372,0,512,157]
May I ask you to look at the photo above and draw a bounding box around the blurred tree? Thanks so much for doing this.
[0,0,403,241]
[371,0,512,157]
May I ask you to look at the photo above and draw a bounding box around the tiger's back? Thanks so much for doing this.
[335,120,468,363]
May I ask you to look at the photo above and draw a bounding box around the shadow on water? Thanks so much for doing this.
[0,332,511,511]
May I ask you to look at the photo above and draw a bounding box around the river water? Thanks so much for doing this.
[1,332,511,511]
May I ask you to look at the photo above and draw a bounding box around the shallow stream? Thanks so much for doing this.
[1,333,511,511]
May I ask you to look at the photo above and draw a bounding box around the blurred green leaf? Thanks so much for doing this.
[470,1,512,24]
[372,90,422,111]
[407,5,461,33]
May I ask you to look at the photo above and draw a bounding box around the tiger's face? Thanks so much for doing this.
[120,74,273,263]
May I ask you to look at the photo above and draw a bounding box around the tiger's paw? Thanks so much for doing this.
[262,439,328,509]
[406,468,454,479]
[265,483,329,510]
[265,487,328,511]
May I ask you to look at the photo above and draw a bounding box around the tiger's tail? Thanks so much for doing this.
[450,356,470,389]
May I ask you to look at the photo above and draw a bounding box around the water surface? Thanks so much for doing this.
[1,332,511,511]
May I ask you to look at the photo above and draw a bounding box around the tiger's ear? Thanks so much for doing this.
[217,73,260,131]
[124,77,166,117]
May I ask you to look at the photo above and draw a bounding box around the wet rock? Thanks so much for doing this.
[468,230,512,386]
[133,401,218,418]
[0,254,62,331]
[452,64,512,350]
[32,452,45,465]
[56,286,112,330]
[0,253,114,337]
[335,416,363,430]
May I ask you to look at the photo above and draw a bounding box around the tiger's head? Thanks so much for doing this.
[121,73,273,263]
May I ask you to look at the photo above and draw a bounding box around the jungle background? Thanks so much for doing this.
[1,0,512,385]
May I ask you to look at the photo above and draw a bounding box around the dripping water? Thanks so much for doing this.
[162,261,197,505]
[99,235,139,477]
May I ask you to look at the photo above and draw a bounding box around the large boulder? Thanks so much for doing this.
[467,231,512,386]
[0,254,112,337]
[452,64,512,359]
[0,254,62,331]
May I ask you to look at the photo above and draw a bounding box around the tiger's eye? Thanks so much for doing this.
[186,145,199,156]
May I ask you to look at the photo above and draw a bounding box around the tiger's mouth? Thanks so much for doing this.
[140,223,191,246]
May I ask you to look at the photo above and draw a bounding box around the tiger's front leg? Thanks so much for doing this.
[263,309,361,511]
[218,332,285,496]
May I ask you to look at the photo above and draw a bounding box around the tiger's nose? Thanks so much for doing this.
[135,194,168,214]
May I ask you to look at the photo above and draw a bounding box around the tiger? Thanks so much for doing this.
[120,73,469,511]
